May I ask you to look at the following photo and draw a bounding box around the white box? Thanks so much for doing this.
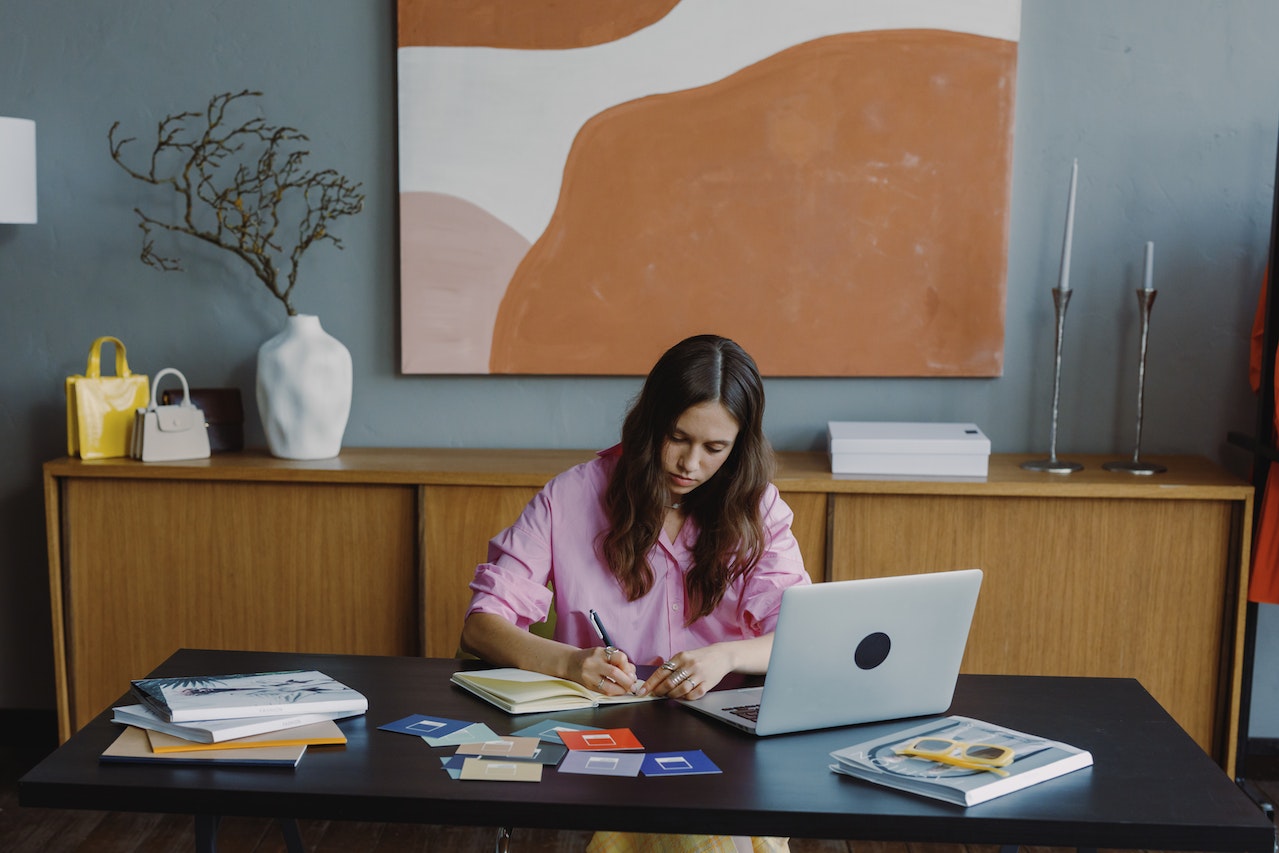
[827,422,991,478]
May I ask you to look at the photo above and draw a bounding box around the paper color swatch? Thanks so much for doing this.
[559,728,643,751]
[558,750,644,777]
[509,719,598,744]
[421,722,501,747]
[378,714,473,739]
[641,750,722,776]
[458,756,543,782]
[455,737,541,759]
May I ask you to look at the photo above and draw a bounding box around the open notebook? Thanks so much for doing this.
[451,667,658,714]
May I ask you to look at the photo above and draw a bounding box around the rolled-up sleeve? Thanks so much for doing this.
[466,493,556,630]
[740,486,811,634]
[465,455,614,633]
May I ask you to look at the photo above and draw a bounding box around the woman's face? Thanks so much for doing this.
[661,401,741,501]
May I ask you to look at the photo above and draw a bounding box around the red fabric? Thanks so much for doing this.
[1249,272,1279,604]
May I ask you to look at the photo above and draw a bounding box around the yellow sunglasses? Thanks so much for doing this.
[895,737,1016,776]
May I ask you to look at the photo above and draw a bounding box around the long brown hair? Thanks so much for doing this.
[601,334,774,621]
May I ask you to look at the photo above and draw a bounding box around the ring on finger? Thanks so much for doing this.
[688,680,699,689]
[596,677,606,690]
[604,645,616,662]
[661,660,679,671]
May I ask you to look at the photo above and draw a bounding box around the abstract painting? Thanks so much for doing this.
[397,0,1020,376]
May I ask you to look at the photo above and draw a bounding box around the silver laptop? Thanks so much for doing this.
[682,569,982,736]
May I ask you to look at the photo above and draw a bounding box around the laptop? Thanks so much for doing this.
[682,568,982,736]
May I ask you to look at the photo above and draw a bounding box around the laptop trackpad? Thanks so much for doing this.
[698,685,762,712]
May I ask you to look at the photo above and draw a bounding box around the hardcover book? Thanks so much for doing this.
[829,715,1092,807]
[450,668,658,714]
[112,703,359,743]
[129,669,368,723]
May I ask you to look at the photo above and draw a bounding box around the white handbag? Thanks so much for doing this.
[130,368,211,462]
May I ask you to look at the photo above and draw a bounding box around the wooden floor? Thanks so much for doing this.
[1,713,1274,852]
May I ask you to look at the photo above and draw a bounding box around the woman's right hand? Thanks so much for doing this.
[462,613,637,695]
[570,645,637,696]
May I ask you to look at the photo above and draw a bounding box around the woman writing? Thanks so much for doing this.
[460,334,809,852]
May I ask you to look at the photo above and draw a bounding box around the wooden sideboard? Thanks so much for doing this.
[43,450,1253,775]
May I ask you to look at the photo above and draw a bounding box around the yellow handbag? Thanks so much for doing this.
[65,336,150,459]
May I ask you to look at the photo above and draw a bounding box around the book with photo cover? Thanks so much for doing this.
[112,703,359,743]
[450,668,658,714]
[129,669,368,723]
[829,715,1093,807]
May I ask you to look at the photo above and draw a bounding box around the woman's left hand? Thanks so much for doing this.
[634,644,733,700]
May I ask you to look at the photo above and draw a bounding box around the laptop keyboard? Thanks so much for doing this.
[726,704,760,722]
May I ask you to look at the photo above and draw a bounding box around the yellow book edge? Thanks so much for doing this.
[145,719,347,753]
[103,727,305,765]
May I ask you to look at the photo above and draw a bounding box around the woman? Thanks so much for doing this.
[461,334,809,852]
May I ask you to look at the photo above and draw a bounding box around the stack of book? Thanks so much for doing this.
[103,669,368,767]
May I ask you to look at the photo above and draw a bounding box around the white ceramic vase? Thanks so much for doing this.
[256,314,353,460]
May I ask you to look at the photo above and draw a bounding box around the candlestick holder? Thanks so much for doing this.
[1104,289,1166,475]
[1022,287,1084,473]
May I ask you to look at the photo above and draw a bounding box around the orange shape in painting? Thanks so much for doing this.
[490,30,1016,377]
[398,0,681,49]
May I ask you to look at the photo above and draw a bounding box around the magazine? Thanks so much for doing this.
[129,669,368,722]
[829,715,1093,807]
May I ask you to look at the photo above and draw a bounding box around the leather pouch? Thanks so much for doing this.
[161,387,244,452]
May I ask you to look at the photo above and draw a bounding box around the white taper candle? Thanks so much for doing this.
[1058,159,1078,292]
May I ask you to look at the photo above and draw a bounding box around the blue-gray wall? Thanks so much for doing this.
[4,1,1279,736]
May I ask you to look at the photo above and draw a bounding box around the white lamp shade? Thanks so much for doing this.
[0,117,37,224]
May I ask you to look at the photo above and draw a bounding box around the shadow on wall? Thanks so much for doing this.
[1,399,62,708]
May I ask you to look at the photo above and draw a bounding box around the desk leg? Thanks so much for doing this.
[277,818,304,853]
[192,815,301,853]
[194,815,220,853]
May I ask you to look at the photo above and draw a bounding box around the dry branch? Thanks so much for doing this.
[109,90,365,316]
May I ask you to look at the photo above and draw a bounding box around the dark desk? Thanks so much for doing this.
[19,649,1276,852]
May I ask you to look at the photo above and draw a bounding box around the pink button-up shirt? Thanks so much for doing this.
[466,449,811,666]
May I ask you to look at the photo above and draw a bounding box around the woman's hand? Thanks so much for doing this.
[633,634,776,700]
[569,645,637,696]
[635,644,733,700]
[461,613,637,695]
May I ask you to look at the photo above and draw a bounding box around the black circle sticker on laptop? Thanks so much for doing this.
[854,631,892,669]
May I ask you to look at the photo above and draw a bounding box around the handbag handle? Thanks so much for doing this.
[85,336,133,379]
[148,367,193,410]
